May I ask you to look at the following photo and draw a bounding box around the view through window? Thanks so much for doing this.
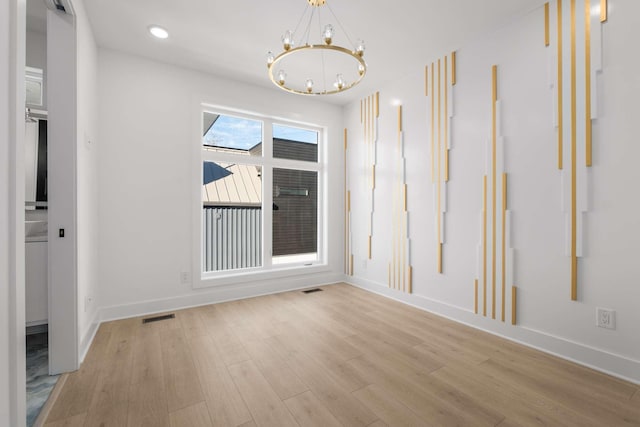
[201,111,321,274]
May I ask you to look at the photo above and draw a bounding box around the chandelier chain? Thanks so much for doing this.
[326,1,356,49]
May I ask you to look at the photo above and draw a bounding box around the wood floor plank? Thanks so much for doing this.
[347,355,479,427]
[482,358,640,425]
[284,390,343,427]
[45,324,112,422]
[467,332,638,401]
[227,360,298,427]
[366,421,388,427]
[160,328,204,413]
[632,389,640,403]
[42,412,86,427]
[232,323,309,400]
[267,334,378,427]
[431,362,598,427]
[352,384,427,427]
[83,318,138,427]
[127,331,169,427]
[188,334,252,427]
[199,306,251,366]
[177,307,210,338]
[169,401,213,427]
[275,323,369,393]
[344,332,443,375]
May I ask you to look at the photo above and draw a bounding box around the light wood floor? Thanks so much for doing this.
[43,283,640,427]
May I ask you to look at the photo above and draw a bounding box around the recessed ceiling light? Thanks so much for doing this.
[148,25,169,39]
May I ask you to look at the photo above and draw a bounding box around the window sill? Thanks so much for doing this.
[194,263,331,289]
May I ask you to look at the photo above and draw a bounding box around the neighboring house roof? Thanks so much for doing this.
[203,147,262,206]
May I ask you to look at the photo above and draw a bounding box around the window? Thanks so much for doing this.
[199,109,323,281]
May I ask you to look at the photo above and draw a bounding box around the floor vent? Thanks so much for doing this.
[142,313,175,324]
[302,288,323,294]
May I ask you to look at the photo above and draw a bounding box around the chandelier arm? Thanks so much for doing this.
[292,2,311,39]
[301,7,315,46]
[325,1,356,49]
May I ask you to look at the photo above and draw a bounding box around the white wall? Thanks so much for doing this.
[26,30,46,109]
[97,49,344,320]
[74,0,100,362]
[345,0,640,383]
[1,0,26,424]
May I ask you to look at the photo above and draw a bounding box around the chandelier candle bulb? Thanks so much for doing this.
[266,51,274,67]
[277,70,287,85]
[306,79,314,93]
[356,39,365,56]
[323,25,334,45]
[282,30,294,51]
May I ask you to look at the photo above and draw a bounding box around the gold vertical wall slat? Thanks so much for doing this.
[600,0,607,22]
[360,100,363,123]
[482,175,487,317]
[445,56,449,183]
[545,3,550,46]
[425,65,429,96]
[437,59,442,274]
[368,236,372,259]
[558,0,564,170]
[491,65,498,320]
[501,173,507,322]
[408,266,412,294]
[372,165,376,189]
[375,91,380,118]
[431,63,435,184]
[511,286,517,325]
[350,255,353,276]
[585,0,592,167]
[398,105,403,133]
[570,0,578,301]
[347,191,351,212]
[474,280,479,314]
[403,184,408,211]
[451,51,457,85]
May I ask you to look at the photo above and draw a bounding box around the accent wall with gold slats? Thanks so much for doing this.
[344,128,353,275]
[425,52,456,274]
[545,0,607,300]
[473,65,517,324]
[361,92,380,261]
[388,105,412,293]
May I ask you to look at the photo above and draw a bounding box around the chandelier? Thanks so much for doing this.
[266,0,367,96]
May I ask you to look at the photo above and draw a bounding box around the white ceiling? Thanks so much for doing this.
[83,0,547,105]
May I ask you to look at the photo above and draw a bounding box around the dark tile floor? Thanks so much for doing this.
[26,332,59,427]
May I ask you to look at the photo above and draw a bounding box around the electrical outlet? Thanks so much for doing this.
[596,308,616,330]
[180,271,191,284]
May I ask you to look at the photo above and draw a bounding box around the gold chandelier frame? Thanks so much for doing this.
[266,0,367,96]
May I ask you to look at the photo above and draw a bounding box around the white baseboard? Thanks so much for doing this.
[99,272,344,323]
[79,310,100,364]
[346,275,640,386]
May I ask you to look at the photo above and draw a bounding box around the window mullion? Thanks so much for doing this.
[262,120,274,268]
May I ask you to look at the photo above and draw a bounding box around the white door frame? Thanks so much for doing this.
[2,0,26,425]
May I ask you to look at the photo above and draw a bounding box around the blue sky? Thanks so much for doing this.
[204,115,317,150]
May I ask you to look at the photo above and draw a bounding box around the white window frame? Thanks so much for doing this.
[192,104,328,289]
